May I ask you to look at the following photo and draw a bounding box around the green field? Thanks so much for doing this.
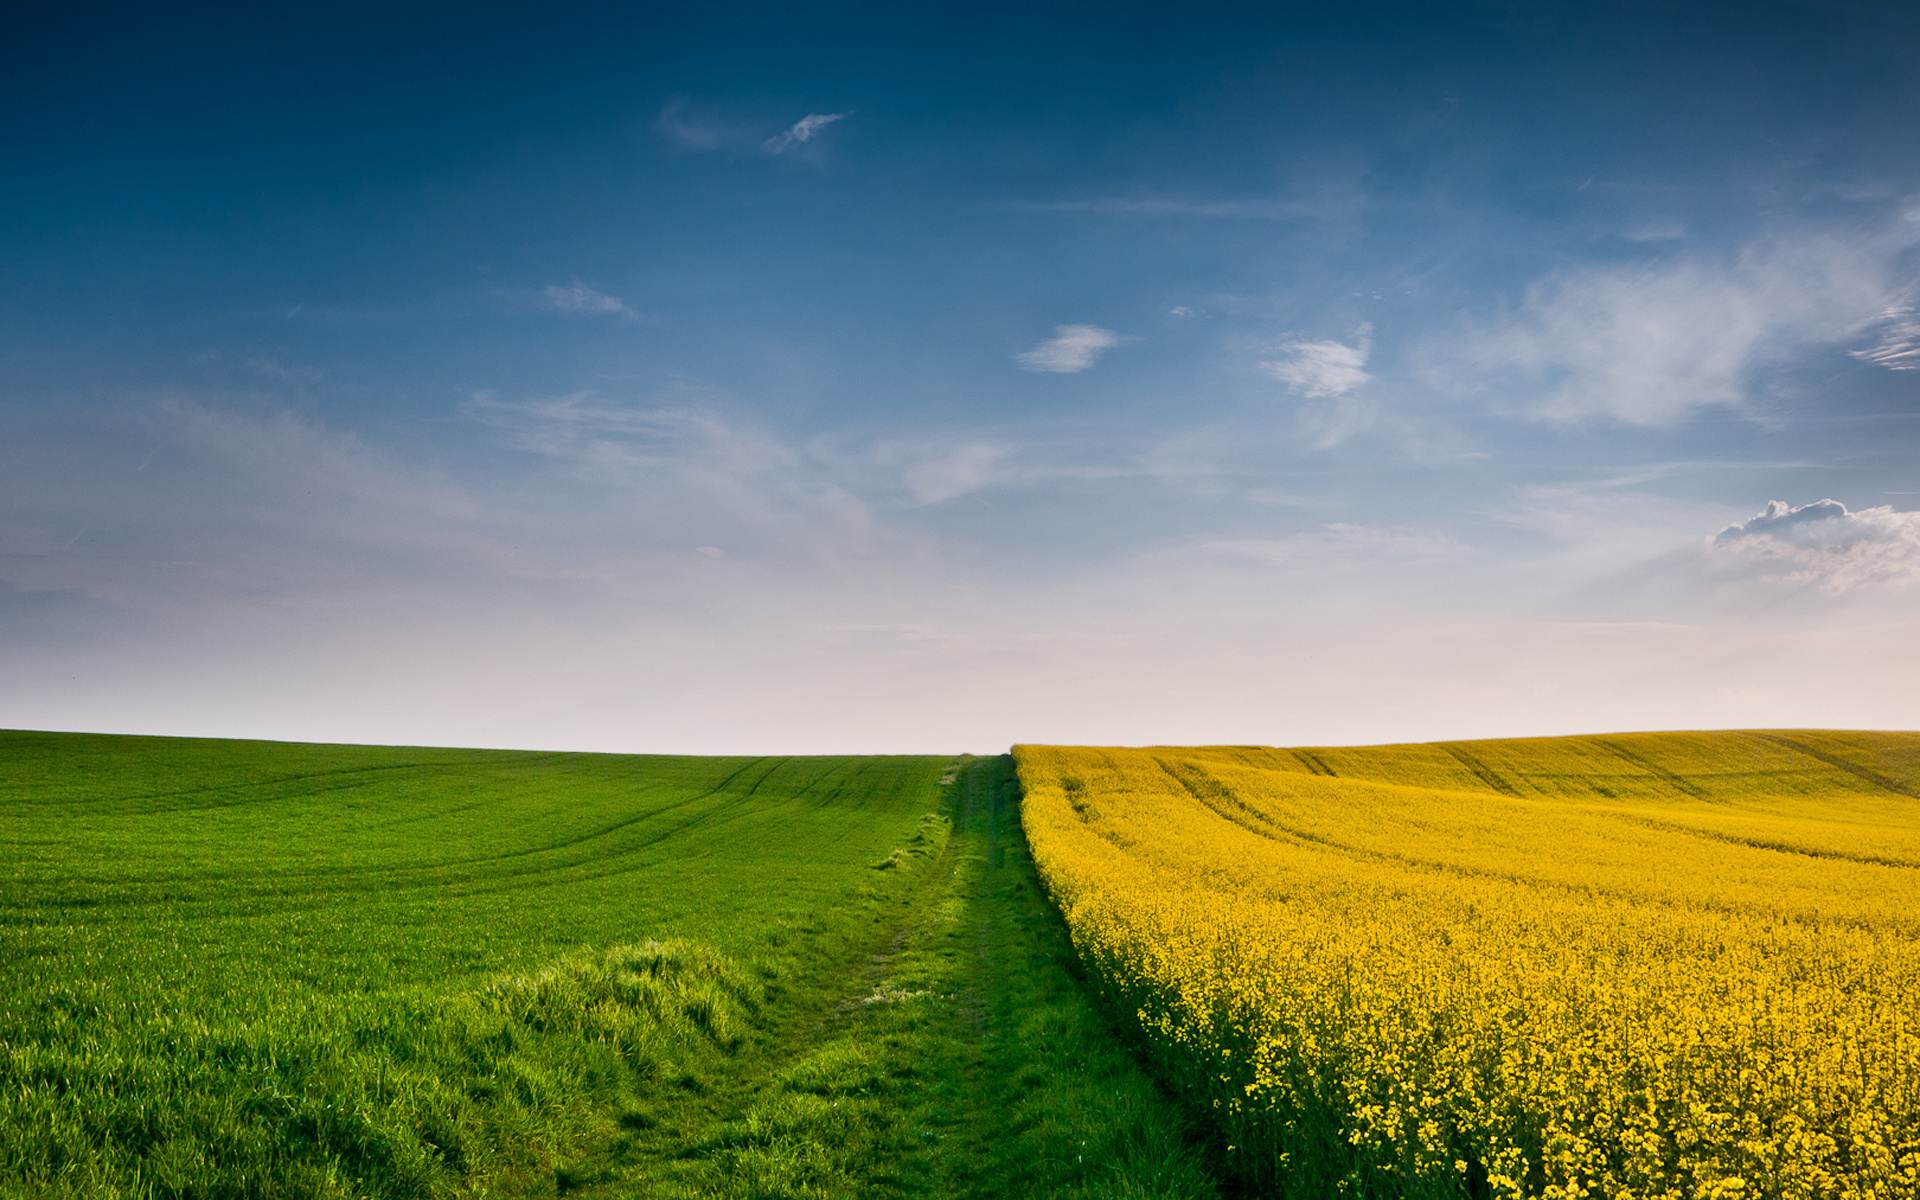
[0,732,1211,1199]
[14,726,1917,1200]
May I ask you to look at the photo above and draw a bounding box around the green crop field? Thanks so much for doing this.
[0,731,1210,1199]
[12,726,1919,1200]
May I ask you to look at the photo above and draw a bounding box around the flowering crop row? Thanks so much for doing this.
[1017,733,1920,1199]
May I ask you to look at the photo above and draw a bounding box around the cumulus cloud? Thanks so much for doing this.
[1017,325,1121,373]
[542,281,638,320]
[1434,232,1910,424]
[1263,326,1372,397]
[1711,499,1920,592]
[763,112,851,154]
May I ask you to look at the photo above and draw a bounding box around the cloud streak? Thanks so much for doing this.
[1017,325,1121,373]
[1433,232,1911,424]
[1005,196,1327,220]
[656,97,739,150]
[1263,326,1372,398]
[1853,304,1920,370]
[902,442,1010,505]
[542,281,639,320]
[763,112,851,154]
[466,389,911,568]
[654,100,851,156]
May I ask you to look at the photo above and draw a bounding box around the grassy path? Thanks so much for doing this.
[559,755,1217,1198]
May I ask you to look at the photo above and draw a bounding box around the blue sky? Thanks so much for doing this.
[5,1,1920,752]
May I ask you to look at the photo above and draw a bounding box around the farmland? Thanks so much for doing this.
[1017,732,1920,1200]
[0,731,1210,1198]
[13,725,1919,1199]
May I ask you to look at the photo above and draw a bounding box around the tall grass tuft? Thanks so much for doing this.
[0,940,769,1199]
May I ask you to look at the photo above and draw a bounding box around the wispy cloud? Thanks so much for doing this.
[655,100,851,156]
[656,97,739,150]
[1017,324,1121,374]
[865,423,1233,508]
[763,112,852,154]
[1853,304,1920,370]
[1431,231,1910,425]
[1710,498,1920,592]
[902,442,1010,504]
[1263,326,1372,398]
[1182,523,1470,571]
[542,281,639,320]
[1620,220,1686,243]
[465,389,909,567]
[1260,327,1376,448]
[1006,196,1325,220]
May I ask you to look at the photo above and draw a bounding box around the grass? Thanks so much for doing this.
[0,732,1217,1198]
[559,754,1216,1198]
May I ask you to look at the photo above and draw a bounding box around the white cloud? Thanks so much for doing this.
[1853,304,1920,370]
[15,399,1920,755]
[1434,231,1912,424]
[902,442,1010,505]
[870,429,1142,506]
[542,281,638,320]
[763,112,851,154]
[464,389,909,568]
[1262,326,1372,398]
[1017,324,1121,373]
[656,100,850,156]
[1259,326,1377,448]
[1710,499,1920,593]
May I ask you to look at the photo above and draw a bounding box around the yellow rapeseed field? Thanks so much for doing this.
[1016,732,1920,1200]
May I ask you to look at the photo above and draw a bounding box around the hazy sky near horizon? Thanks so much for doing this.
[5,1,1920,753]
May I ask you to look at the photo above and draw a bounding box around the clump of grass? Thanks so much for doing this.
[479,940,759,1055]
[0,939,773,1199]
[874,812,951,869]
